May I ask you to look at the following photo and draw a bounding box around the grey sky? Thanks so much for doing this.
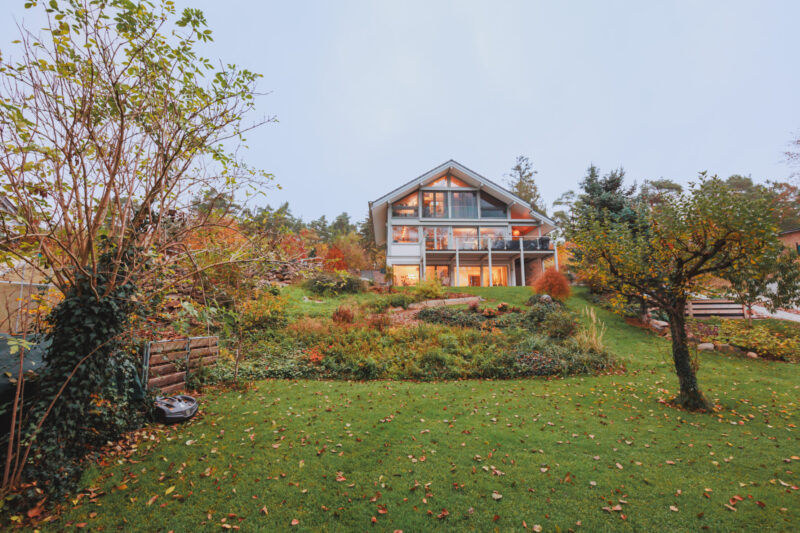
[3,1,799,223]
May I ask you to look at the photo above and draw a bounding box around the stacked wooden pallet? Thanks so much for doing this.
[142,336,219,395]
[685,299,745,319]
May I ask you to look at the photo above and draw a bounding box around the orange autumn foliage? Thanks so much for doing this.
[532,268,571,301]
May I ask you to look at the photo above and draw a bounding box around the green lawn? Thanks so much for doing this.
[43,288,799,532]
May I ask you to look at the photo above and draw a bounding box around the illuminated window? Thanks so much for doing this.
[392,192,419,218]
[393,265,420,286]
[449,176,470,187]
[425,265,450,284]
[423,192,448,218]
[428,176,448,187]
[424,227,450,250]
[392,225,419,243]
[452,227,478,250]
[480,227,506,247]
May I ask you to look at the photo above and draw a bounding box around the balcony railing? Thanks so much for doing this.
[425,236,551,251]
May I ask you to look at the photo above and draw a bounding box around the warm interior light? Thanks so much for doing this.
[512,229,520,236]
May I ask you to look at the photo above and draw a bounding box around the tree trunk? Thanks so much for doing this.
[667,308,711,411]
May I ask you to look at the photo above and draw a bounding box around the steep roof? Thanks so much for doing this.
[369,160,557,244]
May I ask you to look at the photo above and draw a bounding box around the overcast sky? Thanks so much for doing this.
[3,1,799,222]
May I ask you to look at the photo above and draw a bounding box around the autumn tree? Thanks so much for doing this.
[0,0,272,496]
[505,155,545,214]
[569,174,800,411]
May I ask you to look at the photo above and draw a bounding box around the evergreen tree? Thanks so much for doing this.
[505,155,546,214]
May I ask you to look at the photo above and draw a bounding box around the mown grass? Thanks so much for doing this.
[42,287,799,532]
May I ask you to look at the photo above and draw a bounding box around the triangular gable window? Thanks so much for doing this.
[428,176,448,187]
[449,176,470,187]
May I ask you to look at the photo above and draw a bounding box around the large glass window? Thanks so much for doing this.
[425,265,450,285]
[452,227,478,250]
[392,225,419,243]
[480,192,506,218]
[456,266,508,286]
[392,192,418,218]
[424,227,450,250]
[457,266,483,287]
[485,266,508,286]
[480,227,506,248]
[393,265,420,286]
[428,176,448,187]
[423,191,448,218]
[449,176,470,187]
[451,191,478,218]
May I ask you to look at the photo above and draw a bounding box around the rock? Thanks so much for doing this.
[697,342,715,351]
[650,319,669,329]
[539,294,553,304]
[746,352,758,359]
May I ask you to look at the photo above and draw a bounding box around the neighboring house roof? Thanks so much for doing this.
[779,227,800,236]
[369,160,558,244]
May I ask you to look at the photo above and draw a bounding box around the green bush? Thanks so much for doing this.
[716,320,800,361]
[413,276,446,300]
[416,306,487,328]
[305,271,364,296]
[542,310,578,339]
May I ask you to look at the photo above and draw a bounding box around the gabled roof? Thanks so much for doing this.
[368,160,557,246]
[780,227,800,235]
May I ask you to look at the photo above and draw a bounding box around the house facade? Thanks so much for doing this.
[369,160,558,287]
[780,227,800,254]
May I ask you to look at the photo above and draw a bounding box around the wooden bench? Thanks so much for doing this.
[142,336,219,395]
[685,299,745,319]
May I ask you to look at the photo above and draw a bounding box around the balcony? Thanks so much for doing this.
[425,236,551,252]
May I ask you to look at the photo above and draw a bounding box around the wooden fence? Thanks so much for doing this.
[685,299,746,319]
[142,336,219,395]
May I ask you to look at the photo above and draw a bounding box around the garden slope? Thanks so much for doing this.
[42,288,799,532]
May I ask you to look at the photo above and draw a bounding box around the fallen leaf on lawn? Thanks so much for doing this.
[291,518,300,525]
[669,505,678,512]
[165,486,175,495]
[492,491,503,500]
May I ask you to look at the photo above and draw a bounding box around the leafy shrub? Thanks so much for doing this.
[332,305,355,324]
[533,267,571,301]
[417,306,487,328]
[413,276,446,300]
[368,292,417,313]
[525,301,561,326]
[542,310,578,339]
[241,289,288,330]
[305,271,364,296]
[715,320,800,361]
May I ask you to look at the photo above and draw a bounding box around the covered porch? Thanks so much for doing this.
[392,236,559,287]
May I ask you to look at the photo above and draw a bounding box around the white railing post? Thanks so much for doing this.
[487,238,493,286]
[519,236,525,287]
[455,237,460,287]
[420,236,426,281]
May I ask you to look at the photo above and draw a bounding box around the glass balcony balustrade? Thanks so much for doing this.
[421,236,552,251]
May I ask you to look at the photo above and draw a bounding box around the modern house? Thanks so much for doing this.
[369,160,559,287]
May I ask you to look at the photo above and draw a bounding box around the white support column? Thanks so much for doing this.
[519,237,525,287]
[420,236,426,280]
[488,238,493,287]
[510,260,516,286]
[554,242,559,272]
[455,238,460,287]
